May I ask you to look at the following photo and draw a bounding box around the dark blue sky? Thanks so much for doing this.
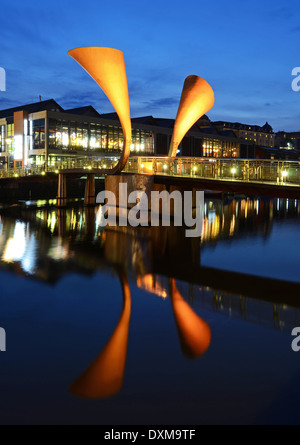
[0,0,299,131]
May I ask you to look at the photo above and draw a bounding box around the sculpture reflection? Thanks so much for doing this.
[70,270,131,399]
[170,278,211,358]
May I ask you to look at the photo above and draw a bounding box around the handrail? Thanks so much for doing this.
[0,156,299,187]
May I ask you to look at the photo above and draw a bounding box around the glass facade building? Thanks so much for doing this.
[0,99,240,168]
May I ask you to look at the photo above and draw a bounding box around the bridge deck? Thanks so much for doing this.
[1,156,300,197]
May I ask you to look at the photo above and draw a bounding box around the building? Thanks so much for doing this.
[275,131,300,151]
[0,99,154,169]
[130,114,240,158]
[0,99,240,168]
[213,120,275,148]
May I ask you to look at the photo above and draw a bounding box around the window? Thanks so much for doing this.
[33,119,45,149]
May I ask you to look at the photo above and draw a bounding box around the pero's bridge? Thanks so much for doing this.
[1,46,299,202]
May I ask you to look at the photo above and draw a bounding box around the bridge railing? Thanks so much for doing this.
[1,156,300,187]
[124,157,300,186]
[0,157,119,178]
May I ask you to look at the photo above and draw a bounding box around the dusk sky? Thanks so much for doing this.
[1,0,300,131]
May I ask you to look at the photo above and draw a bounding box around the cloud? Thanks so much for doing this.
[142,97,179,109]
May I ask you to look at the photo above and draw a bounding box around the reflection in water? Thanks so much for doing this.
[170,278,211,358]
[0,196,300,420]
[0,196,300,334]
[70,271,131,399]
[137,274,168,299]
[69,272,211,399]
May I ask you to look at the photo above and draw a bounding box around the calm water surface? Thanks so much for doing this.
[0,196,300,425]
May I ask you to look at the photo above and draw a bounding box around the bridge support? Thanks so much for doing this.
[57,173,67,208]
[84,174,96,206]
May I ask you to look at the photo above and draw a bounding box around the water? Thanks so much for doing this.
[0,196,300,425]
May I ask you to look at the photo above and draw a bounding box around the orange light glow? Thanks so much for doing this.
[170,278,211,358]
[68,47,131,174]
[169,75,215,157]
[70,272,131,399]
[136,274,168,299]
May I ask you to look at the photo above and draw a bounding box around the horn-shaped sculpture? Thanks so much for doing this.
[70,271,131,399]
[168,75,215,158]
[68,47,131,175]
[170,278,211,358]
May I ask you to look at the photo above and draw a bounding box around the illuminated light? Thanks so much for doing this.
[14,174,19,178]
[193,166,197,171]
[41,171,46,176]
[48,242,69,261]
[136,275,168,299]
[21,235,36,275]
[2,222,26,263]
[50,212,57,233]
[141,164,144,169]
[55,170,59,174]
[68,47,132,174]
[88,166,92,170]
[62,133,69,146]
[169,75,215,157]
[231,167,237,175]
[163,164,168,170]
[103,164,107,169]
[281,171,288,178]
[24,118,29,166]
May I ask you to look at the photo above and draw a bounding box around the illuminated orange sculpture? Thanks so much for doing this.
[168,75,215,158]
[170,278,211,358]
[68,47,131,175]
[70,271,131,398]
